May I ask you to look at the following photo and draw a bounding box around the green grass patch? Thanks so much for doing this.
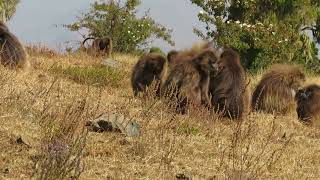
[50,64,125,87]
[177,123,200,136]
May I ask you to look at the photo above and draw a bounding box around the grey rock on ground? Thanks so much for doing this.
[101,58,122,68]
[86,112,140,137]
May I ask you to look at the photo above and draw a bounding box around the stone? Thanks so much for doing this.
[86,112,140,137]
[102,58,122,68]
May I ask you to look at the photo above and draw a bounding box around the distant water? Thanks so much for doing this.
[8,0,203,53]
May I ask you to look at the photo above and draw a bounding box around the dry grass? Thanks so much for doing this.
[1,48,320,179]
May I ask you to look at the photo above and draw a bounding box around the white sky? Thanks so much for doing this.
[8,0,203,53]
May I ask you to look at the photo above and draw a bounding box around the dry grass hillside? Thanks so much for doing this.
[1,47,320,180]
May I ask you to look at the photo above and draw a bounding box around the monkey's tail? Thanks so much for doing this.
[82,37,95,46]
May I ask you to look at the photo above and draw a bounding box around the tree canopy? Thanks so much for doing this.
[191,0,320,73]
[0,0,20,22]
[66,0,174,53]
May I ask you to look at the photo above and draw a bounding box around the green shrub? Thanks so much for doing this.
[0,0,20,22]
[50,65,125,87]
[65,0,174,53]
[149,47,165,56]
[191,0,320,73]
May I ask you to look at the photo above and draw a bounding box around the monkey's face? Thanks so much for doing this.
[199,51,220,74]
[295,85,320,102]
[208,56,220,73]
[98,40,108,50]
[146,60,164,78]
[167,50,179,63]
[295,89,307,101]
[305,85,320,98]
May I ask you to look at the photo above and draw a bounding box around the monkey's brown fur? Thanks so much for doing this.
[161,49,219,114]
[209,48,248,119]
[167,50,179,63]
[169,41,215,63]
[0,22,9,31]
[82,37,113,57]
[295,84,320,125]
[0,22,28,70]
[131,53,167,97]
[251,64,306,115]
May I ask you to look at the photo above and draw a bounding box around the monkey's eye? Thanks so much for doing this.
[210,62,219,71]
[305,91,313,98]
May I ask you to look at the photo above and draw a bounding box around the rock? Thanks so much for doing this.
[86,112,140,137]
[228,170,251,180]
[102,58,122,68]
[16,136,24,144]
[15,136,31,148]
[85,120,114,132]
[176,174,190,180]
[3,167,9,174]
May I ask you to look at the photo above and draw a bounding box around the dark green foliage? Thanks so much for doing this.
[191,0,320,73]
[66,0,174,53]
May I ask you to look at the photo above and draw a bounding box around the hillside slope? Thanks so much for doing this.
[0,51,320,179]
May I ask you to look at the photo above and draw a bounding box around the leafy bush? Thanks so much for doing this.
[66,0,174,53]
[191,0,320,73]
[213,19,318,72]
[149,46,165,56]
[50,65,125,87]
[0,0,20,22]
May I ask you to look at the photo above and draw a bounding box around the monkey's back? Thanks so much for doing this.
[163,62,200,92]
[131,53,166,96]
[209,49,247,119]
[251,72,296,114]
[0,30,27,69]
[162,61,202,107]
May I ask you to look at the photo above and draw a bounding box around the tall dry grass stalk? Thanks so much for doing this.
[1,47,320,179]
[28,78,101,180]
[33,98,89,180]
[218,117,291,179]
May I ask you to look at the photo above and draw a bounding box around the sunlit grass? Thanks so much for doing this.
[0,47,320,179]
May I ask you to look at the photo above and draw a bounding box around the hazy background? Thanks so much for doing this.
[7,0,203,53]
